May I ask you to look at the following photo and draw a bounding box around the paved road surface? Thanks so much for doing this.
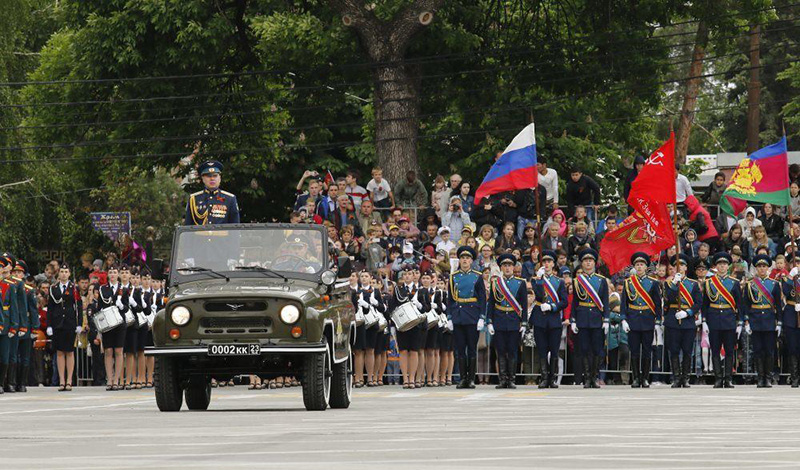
[3,385,800,469]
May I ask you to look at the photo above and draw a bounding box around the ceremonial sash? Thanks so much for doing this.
[710,276,736,309]
[678,281,694,309]
[542,277,560,304]
[629,275,656,313]
[494,276,522,316]
[577,274,604,310]
[752,277,774,308]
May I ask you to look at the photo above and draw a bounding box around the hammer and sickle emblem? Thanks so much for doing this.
[646,151,665,166]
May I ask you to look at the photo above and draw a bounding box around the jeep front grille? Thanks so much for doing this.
[199,317,272,334]
[204,301,268,313]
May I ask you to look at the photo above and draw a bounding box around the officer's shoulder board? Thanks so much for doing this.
[646,275,658,281]
[220,190,236,198]
[190,190,204,197]
[512,276,525,282]
[594,273,607,280]
[470,270,481,276]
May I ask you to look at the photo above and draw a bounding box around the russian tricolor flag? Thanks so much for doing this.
[474,123,538,202]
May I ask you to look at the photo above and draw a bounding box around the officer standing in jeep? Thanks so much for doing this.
[184,160,240,226]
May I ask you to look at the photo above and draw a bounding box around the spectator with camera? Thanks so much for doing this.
[442,196,471,236]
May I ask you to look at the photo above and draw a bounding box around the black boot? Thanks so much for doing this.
[723,357,735,388]
[792,356,800,388]
[538,356,549,389]
[3,363,15,393]
[756,357,766,388]
[456,357,469,389]
[0,363,6,395]
[631,358,641,388]
[15,365,28,393]
[713,356,723,388]
[6,363,17,393]
[548,355,559,388]
[681,354,692,388]
[507,358,517,389]
[591,357,602,388]
[582,357,592,389]
[496,356,507,389]
[670,355,681,388]
[641,359,651,388]
[467,358,477,389]
[764,355,773,388]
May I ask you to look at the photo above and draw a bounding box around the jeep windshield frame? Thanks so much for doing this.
[169,223,330,286]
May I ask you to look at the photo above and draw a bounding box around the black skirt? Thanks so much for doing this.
[439,331,454,351]
[364,325,379,349]
[397,328,422,351]
[375,331,389,354]
[424,328,440,350]
[123,326,138,353]
[102,323,126,350]
[136,326,149,352]
[353,324,367,351]
[53,328,77,353]
[146,329,154,347]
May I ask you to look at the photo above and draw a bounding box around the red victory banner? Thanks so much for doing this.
[600,208,675,275]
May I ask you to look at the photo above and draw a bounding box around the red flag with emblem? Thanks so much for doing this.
[599,207,675,275]
[323,170,335,187]
[627,133,676,205]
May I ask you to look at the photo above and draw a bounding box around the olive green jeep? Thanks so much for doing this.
[146,224,355,411]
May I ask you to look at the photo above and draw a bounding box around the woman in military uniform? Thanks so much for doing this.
[357,271,386,387]
[435,274,454,386]
[99,266,125,391]
[389,266,424,389]
[47,263,82,391]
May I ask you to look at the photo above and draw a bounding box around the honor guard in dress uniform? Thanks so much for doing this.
[702,252,742,388]
[447,246,486,389]
[0,254,21,393]
[743,254,782,388]
[487,254,528,389]
[665,254,702,388]
[621,252,662,388]
[48,263,83,391]
[782,253,800,387]
[529,250,568,389]
[570,249,610,389]
[0,257,13,395]
[184,160,240,225]
[11,260,37,392]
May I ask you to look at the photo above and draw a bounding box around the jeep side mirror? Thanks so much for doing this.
[336,256,352,279]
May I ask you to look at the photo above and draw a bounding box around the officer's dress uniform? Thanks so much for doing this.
[389,282,429,352]
[448,267,486,389]
[780,268,800,387]
[571,262,609,388]
[0,265,13,394]
[98,282,126,350]
[47,282,82,353]
[664,270,701,388]
[702,266,742,388]
[0,274,20,393]
[16,280,39,391]
[743,271,782,387]
[621,273,662,388]
[184,188,240,225]
[487,273,527,388]
[529,267,568,388]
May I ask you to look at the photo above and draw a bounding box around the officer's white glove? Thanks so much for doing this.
[430,302,438,312]
[477,318,485,331]
[603,322,609,335]
[17,330,24,337]
[536,267,546,278]
[413,299,424,310]
[390,326,397,337]
[777,324,783,336]
[795,303,800,312]
[695,318,702,327]
[369,295,379,306]
[7,332,13,338]
[357,298,370,309]
[540,303,552,312]
[383,327,389,335]
[151,303,157,315]
[736,325,743,339]
[446,320,454,331]
[116,297,124,310]
[519,325,527,336]
[571,323,579,335]
[75,326,83,334]
[673,273,683,283]
[46,327,53,337]
[791,267,800,277]
[128,295,137,309]
[630,268,637,277]
[702,322,709,335]
[675,310,689,320]
[622,320,631,333]
[745,324,752,336]
[487,324,495,335]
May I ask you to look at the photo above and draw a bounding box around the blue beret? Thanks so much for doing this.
[456,246,476,259]
[713,252,732,265]
[198,160,223,176]
[497,253,516,265]
[541,250,557,262]
[579,249,598,262]
[630,252,650,266]
[753,254,771,267]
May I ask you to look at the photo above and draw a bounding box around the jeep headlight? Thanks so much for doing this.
[171,306,191,326]
[280,304,301,324]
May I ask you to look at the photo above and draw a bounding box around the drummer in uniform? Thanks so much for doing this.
[743,254,782,388]
[621,252,662,389]
[487,254,527,389]
[529,250,568,389]
[570,249,609,389]
[447,246,486,390]
[782,253,800,387]
[184,160,240,225]
[702,252,742,388]
[664,254,701,388]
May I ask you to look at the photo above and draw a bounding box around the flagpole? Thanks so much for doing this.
[670,119,681,256]
[782,121,799,317]
[530,113,543,265]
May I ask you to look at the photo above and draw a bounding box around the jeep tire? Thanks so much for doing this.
[154,356,183,412]
[329,346,352,409]
[185,379,212,410]
[302,343,332,411]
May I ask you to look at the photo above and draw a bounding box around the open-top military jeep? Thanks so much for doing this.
[146,224,354,411]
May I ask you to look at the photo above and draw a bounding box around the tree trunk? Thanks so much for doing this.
[374,63,420,186]
[675,22,709,163]
[746,24,761,155]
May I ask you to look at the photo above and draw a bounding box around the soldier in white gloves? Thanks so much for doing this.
[529,250,568,389]
[781,254,800,387]
[664,254,702,388]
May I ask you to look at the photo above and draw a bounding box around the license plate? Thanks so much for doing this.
[207,344,261,356]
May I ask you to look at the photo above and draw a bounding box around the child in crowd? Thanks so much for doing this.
[367,167,395,209]
[436,227,456,255]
